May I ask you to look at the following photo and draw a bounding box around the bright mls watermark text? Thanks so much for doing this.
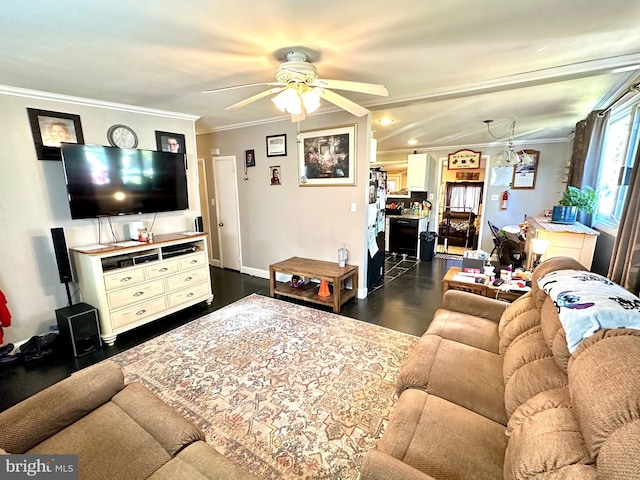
[1,455,78,479]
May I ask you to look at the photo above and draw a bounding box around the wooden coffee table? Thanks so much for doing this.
[269,257,358,313]
[443,266,527,302]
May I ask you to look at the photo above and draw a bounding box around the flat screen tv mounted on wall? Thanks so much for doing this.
[61,143,188,220]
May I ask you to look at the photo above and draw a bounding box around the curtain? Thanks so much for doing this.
[567,110,609,226]
[608,144,640,295]
[445,182,483,214]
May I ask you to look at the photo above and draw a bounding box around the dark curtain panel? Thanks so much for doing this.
[568,110,607,189]
[567,110,609,226]
[608,145,640,295]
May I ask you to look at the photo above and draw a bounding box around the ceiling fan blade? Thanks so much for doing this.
[225,87,284,110]
[203,82,283,94]
[312,78,388,96]
[317,89,369,117]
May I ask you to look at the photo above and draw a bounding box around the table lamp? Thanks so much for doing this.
[531,239,550,269]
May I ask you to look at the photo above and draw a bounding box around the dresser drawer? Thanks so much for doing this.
[107,279,165,310]
[179,252,208,270]
[111,296,167,329]
[146,260,179,279]
[167,282,211,308]
[103,267,146,291]
[166,267,209,292]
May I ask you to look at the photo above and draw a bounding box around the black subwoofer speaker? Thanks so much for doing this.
[55,302,102,357]
[51,227,73,283]
[194,216,204,233]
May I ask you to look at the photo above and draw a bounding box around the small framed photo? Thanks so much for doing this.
[245,149,256,167]
[155,131,186,154]
[27,108,84,161]
[266,134,287,157]
[270,166,281,185]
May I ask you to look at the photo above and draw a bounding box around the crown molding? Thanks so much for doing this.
[377,137,569,156]
[0,84,200,121]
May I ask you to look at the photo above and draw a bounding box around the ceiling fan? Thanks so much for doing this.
[203,50,388,121]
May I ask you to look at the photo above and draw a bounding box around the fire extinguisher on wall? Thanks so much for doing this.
[501,191,509,210]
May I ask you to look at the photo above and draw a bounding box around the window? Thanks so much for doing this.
[594,103,640,232]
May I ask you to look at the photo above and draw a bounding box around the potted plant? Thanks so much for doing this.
[551,186,598,224]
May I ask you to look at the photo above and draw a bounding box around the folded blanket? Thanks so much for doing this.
[538,270,640,353]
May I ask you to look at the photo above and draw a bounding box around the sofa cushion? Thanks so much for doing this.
[569,329,640,478]
[502,328,568,417]
[427,308,499,353]
[29,401,172,480]
[0,360,124,454]
[377,388,506,480]
[504,387,595,480]
[111,382,204,456]
[149,441,259,480]
[499,308,541,355]
[396,334,507,425]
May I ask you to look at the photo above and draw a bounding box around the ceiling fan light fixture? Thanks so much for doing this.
[301,88,320,114]
[272,87,302,115]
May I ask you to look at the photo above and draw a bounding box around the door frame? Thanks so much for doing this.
[436,156,489,250]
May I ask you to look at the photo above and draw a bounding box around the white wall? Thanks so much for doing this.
[0,87,200,344]
[197,112,370,293]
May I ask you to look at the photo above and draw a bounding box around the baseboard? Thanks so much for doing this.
[241,266,269,279]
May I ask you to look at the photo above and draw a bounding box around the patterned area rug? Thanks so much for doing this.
[110,294,417,479]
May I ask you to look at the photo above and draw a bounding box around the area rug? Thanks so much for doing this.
[110,294,417,479]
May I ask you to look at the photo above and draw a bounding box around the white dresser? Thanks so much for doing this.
[71,233,213,346]
[525,217,599,270]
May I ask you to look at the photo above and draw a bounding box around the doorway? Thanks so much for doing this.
[211,156,242,271]
[435,157,488,255]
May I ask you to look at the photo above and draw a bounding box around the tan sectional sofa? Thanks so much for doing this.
[0,361,257,480]
[361,256,640,479]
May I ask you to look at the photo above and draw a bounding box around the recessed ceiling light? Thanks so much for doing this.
[408,139,418,145]
[378,118,394,125]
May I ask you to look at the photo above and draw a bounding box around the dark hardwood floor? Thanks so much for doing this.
[0,255,461,412]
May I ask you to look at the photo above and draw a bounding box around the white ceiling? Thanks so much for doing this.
[3,0,640,153]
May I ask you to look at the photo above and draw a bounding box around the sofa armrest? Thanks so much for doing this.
[0,361,124,453]
[442,290,508,322]
[360,450,437,480]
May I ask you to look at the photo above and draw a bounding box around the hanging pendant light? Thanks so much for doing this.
[484,119,531,165]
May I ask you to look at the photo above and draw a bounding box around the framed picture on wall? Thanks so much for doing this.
[298,124,356,186]
[511,149,540,189]
[155,131,186,154]
[266,134,287,157]
[270,166,281,185]
[27,108,85,161]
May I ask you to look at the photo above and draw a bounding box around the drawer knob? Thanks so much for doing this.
[187,292,194,298]
[159,267,168,272]
[136,309,146,316]
[190,260,198,264]
[185,276,192,282]
[121,277,132,282]
[133,291,144,297]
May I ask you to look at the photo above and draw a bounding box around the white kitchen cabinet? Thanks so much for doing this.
[71,233,214,346]
[407,153,435,192]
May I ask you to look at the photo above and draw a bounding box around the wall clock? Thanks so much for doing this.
[107,124,138,149]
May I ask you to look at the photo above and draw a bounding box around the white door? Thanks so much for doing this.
[212,156,241,271]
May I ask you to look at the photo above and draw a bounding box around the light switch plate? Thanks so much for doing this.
[491,194,499,201]
[351,202,357,212]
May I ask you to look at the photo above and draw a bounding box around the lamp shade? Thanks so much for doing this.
[531,238,550,255]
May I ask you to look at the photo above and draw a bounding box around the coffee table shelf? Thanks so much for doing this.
[269,257,358,313]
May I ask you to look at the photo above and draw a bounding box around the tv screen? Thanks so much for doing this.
[61,144,188,219]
